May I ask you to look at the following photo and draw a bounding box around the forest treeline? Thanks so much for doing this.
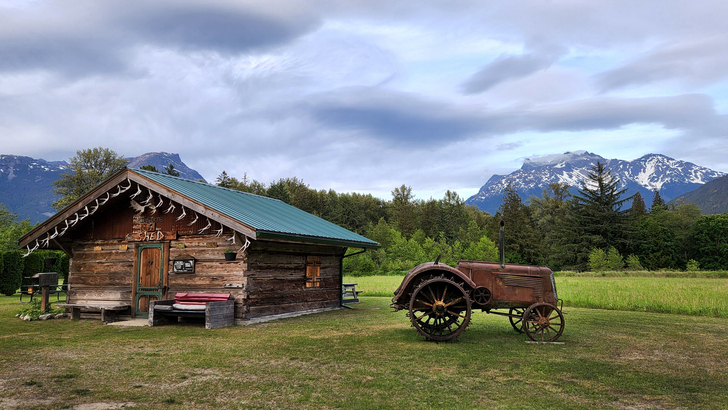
[217,164,728,274]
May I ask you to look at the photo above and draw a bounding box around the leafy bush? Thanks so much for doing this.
[16,299,64,320]
[588,248,608,272]
[686,259,700,272]
[606,247,624,271]
[0,251,23,296]
[625,254,643,270]
[22,251,44,278]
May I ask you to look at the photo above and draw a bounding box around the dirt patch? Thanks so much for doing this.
[71,402,136,409]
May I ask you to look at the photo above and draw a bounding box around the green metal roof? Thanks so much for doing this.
[133,168,379,248]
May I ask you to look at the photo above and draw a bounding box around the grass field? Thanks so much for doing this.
[1,292,728,409]
[346,275,728,318]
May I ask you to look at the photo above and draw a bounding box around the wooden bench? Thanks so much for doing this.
[149,293,235,329]
[56,303,130,322]
[342,283,363,304]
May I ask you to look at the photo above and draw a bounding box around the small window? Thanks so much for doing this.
[306,256,321,288]
[173,254,196,274]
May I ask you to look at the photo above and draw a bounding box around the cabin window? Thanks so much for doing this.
[173,254,196,274]
[306,256,321,288]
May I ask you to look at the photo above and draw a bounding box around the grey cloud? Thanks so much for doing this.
[124,5,320,54]
[460,47,564,94]
[0,1,320,77]
[300,88,723,149]
[306,89,488,145]
[596,37,728,91]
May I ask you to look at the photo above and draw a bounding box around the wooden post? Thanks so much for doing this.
[41,286,49,312]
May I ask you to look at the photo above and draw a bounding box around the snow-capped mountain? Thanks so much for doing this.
[465,151,726,214]
[0,152,204,224]
[0,155,67,223]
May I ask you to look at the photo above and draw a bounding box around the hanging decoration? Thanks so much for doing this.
[129,184,142,200]
[198,218,212,234]
[176,206,187,221]
[187,212,199,226]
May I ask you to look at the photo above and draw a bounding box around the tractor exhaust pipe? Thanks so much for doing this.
[499,219,505,269]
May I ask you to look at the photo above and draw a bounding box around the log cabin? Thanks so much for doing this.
[18,168,379,323]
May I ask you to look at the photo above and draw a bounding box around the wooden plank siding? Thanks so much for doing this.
[65,204,348,321]
[242,241,345,320]
[68,239,134,309]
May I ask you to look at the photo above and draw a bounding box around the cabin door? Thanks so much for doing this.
[135,243,165,318]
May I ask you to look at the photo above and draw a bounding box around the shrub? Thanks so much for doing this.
[606,247,624,271]
[0,251,24,296]
[686,259,700,272]
[625,254,643,271]
[588,248,608,272]
[22,251,44,278]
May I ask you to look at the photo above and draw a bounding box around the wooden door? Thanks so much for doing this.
[135,243,165,318]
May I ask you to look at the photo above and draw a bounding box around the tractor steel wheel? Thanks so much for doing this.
[472,286,492,305]
[508,307,526,333]
[408,276,472,342]
[523,303,564,342]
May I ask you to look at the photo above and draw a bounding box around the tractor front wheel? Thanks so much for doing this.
[522,303,564,342]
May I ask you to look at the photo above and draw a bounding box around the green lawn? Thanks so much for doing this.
[1,292,727,409]
[346,275,728,318]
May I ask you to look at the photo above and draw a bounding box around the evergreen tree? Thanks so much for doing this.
[493,184,543,264]
[651,189,666,212]
[529,183,571,269]
[390,185,417,238]
[140,165,159,172]
[629,191,647,218]
[52,147,129,210]
[570,162,632,269]
[163,164,180,177]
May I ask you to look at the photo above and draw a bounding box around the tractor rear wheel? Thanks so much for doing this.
[408,276,472,342]
[523,303,564,342]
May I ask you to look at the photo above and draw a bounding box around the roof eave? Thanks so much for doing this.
[255,231,381,249]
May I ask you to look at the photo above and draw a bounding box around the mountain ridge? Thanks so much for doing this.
[0,152,204,224]
[465,151,725,214]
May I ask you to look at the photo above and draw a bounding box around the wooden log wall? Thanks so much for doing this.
[68,239,134,308]
[167,234,248,314]
[243,241,346,320]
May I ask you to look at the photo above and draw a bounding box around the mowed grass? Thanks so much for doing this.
[1,295,728,410]
[347,274,728,318]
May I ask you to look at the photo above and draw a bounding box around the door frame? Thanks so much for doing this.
[132,242,169,318]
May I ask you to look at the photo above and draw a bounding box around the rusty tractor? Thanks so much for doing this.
[391,223,564,342]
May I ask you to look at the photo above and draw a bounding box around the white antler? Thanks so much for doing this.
[78,206,90,220]
[119,178,131,192]
[226,231,236,245]
[130,199,146,215]
[187,212,199,226]
[68,213,80,227]
[99,192,110,205]
[89,199,100,214]
[40,232,51,248]
[140,188,154,205]
[129,184,142,199]
[49,226,59,240]
[164,201,176,214]
[155,194,164,208]
[22,240,40,258]
[176,206,187,221]
[198,218,212,234]
[58,220,70,237]
[237,237,251,254]
[214,223,224,237]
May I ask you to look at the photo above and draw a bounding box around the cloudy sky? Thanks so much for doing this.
[2,0,728,200]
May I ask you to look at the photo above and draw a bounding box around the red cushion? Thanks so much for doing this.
[174,293,231,303]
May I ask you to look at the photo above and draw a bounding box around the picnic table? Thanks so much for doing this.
[342,283,362,304]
